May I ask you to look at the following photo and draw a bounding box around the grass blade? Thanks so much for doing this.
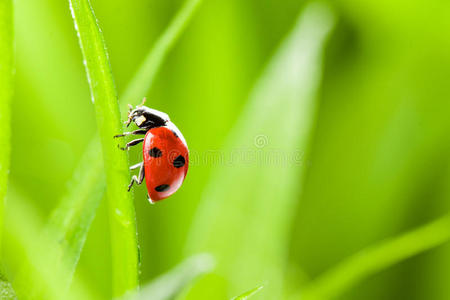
[0,0,14,295]
[185,3,335,299]
[119,0,203,110]
[6,187,95,300]
[139,254,215,300]
[45,0,204,289]
[231,285,264,300]
[68,0,139,297]
[46,138,105,289]
[0,0,13,256]
[297,214,450,300]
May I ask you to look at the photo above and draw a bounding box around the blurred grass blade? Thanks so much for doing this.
[298,214,450,300]
[139,254,215,300]
[185,3,335,299]
[120,0,203,111]
[68,0,139,297]
[0,1,17,298]
[231,285,264,300]
[46,138,105,289]
[0,0,13,256]
[6,187,94,300]
[45,0,204,290]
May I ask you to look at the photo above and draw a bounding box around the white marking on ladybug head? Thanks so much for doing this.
[135,115,146,127]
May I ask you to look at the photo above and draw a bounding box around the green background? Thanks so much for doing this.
[5,0,450,299]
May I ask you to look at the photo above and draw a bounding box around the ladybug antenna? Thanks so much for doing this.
[139,97,147,107]
[124,104,134,127]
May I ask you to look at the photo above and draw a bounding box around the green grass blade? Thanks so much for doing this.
[0,0,14,294]
[185,3,335,299]
[46,138,105,289]
[68,0,139,297]
[0,0,13,257]
[6,187,95,300]
[297,214,450,300]
[45,0,203,289]
[139,254,215,300]
[119,0,203,110]
[231,285,264,300]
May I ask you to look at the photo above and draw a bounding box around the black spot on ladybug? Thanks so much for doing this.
[172,130,179,138]
[173,155,185,168]
[149,147,162,158]
[155,184,170,192]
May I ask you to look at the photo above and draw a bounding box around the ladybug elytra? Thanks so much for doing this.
[114,99,189,203]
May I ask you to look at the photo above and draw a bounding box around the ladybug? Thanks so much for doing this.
[114,99,189,203]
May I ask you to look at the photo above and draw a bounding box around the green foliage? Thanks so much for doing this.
[139,254,215,300]
[185,3,335,299]
[42,0,205,293]
[68,0,139,296]
[119,0,204,111]
[6,187,94,300]
[298,215,450,300]
[46,138,105,291]
[0,0,13,256]
[231,285,264,300]
[0,272,16,300]
[0,1,14,297]
[3,0,450,299]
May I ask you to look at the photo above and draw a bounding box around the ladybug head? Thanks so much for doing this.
[125,100,170,129]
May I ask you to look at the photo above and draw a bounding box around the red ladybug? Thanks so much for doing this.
[114,100,189,203]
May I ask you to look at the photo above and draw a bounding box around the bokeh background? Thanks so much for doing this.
[5,0,450,299]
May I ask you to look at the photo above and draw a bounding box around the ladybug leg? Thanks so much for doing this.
[129,162,143,170]
[114,129,147,138]
[119,138,144,151]
[128,162,145,191]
